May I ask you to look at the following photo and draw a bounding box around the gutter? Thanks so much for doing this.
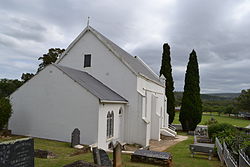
[100,100,128,104]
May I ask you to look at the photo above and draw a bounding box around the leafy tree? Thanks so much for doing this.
[160,43,175,124]
[21,73,35,83]
[224,105,234,117]
[0,79,23,98]
[235,89,250,113]
[37,48,65,72]
[179,50,202,131]
[0,98,12,129]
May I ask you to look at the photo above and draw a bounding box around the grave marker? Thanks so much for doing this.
[71,128,80,147]
[92,147,112,167]
[113,142,122,167]
[131,149,172,166]
[0,138,34,167]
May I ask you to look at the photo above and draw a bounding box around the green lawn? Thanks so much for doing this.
[173,112,250,127]
[0,136,154,167]
[0,134,222,167]
[165,134,220,167]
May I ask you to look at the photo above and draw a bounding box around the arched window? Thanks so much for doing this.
[119,107,123,116]
[111,111,114,137]
[106,111,114,138]
[107,112,111,138]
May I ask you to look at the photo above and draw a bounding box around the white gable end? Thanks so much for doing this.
[9,65,100,144]
[57,30,137,101]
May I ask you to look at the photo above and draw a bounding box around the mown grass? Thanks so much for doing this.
[0,136,155,167]
[0,134,223,167]
[173,112,250,127]
[165,135,221,167]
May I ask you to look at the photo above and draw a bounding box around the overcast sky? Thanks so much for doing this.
[0,0,250,93]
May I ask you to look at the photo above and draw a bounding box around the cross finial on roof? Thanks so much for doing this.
[87,17,90,27]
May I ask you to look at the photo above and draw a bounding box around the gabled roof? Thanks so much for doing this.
[54,64,128,103]
[57,26,164,87]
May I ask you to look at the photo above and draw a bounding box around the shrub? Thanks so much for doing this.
[0,98,12,129]
[204,117,218,125]
[217,130,250,162]
[208,123,236,141]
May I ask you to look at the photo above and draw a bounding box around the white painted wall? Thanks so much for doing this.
[97,103,125,150]
[58,31,147,145]
[9,65,99,145]
[137,76,167,143]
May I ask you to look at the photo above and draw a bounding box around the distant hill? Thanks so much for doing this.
[207,93,241,99]
[174,92,240,102]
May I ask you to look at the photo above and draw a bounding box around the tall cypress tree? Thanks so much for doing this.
[179,50,202,131]
[160,43,175,124]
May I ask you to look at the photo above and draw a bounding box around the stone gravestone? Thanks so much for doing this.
[92,147,112,167]
[113,142,122,167]
[34,149,56,159]
[131,149,172,166]
[71,128,80,147]
[0,138,34,167]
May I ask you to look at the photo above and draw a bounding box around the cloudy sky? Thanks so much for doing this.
[0,0,250,93]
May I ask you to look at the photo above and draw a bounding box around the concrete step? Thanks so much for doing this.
[160,128,177,137]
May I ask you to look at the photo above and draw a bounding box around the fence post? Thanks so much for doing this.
[215,137,224,166]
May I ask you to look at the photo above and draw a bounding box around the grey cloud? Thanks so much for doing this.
[0,0,249,93]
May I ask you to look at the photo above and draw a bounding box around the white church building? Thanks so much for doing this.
[9,26,176,150]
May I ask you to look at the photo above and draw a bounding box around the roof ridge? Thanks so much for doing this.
[135,56,160,79]
[56,26,163,86]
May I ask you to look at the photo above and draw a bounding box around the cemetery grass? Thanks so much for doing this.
[173,112,250,127]
[0,135,155,167]
[0,134,221,167]
[35,138,157,167]
[165,134,221,167]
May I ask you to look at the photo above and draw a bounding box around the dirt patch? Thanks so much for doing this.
[149,135,188,152]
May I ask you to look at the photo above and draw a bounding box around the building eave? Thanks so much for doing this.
[100,100,128,104]
[138,73,165,88]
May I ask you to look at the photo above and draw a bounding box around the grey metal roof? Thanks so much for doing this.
[57,26,164,86]
[88,26,164,86]
[54,64,128,103]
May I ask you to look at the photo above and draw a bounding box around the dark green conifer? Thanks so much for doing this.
[160,43,175,124]
[179,50,202,131]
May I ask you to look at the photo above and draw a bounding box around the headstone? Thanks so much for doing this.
[189,143,215,160]
[113,142,122,167]
[71,128,80,147]
[0,138,34,167]
[92,147,112,167]
[99,149,112,167]
[34,149,56,159]
[131,149,172,166]
[92,147,101,165]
